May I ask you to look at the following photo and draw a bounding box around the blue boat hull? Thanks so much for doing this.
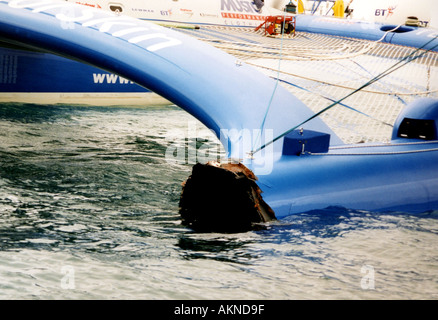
[1,0,438,229]
[255,142,438,219]
[0,46,146,93]
[0,44,169,105]
[295,15,438,52]
[1,6,437,105]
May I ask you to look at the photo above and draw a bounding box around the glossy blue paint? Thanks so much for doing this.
[252,137,438,218]
[1,0,437,217]
[0,0,340,158]
[295,15,438,52]
[392,99,438,140]
[0,46,147,93]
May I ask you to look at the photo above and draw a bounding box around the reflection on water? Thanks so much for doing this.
[1,104,438,299]
[178,234,258,264]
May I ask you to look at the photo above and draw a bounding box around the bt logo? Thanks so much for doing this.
[375,6,397,18]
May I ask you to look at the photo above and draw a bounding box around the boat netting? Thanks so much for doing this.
[176,25,438,144]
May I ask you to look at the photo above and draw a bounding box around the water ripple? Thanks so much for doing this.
[1,104,437,299]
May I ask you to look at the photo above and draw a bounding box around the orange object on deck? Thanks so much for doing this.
[255,15,296,36]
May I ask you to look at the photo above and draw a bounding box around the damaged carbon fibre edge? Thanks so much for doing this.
[179,162,276,233]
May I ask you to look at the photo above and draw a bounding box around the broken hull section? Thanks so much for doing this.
[180,136,438,231]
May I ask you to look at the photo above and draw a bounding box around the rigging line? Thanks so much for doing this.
[348,59,407,105]
[247,62,438,95]
[274,77,394,127]
[330,27,409,99]
[252,13,289,152]
[250,35,438,156]
[330,140,438,150]
[309,148,438,156]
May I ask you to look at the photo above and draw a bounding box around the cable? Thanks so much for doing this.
[246,62,438,96]
[252,13,290,152]
[274,77,394,127]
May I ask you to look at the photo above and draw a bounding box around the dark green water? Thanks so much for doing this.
[1,104,437,299]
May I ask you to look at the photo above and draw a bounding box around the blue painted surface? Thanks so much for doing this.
[0,46,148,93]
[1,0,438,217]
[253,136,438,218]
[0,0,340,155]
[392,98,438,140]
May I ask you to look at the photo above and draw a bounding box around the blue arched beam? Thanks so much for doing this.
[0,0,341,160]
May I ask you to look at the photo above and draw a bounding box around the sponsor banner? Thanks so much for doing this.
[221,12,265,20]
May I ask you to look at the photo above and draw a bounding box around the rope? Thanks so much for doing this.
[178,25,438,145]
[310,134,438,157]
[194,26,379,61]
[330,140,438,149]
[309,147,438,156]
[246,62,438,96]
[273,77,394,127]
[194,27,437,95]
[253,13,289,152]
[203,37,376,61]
